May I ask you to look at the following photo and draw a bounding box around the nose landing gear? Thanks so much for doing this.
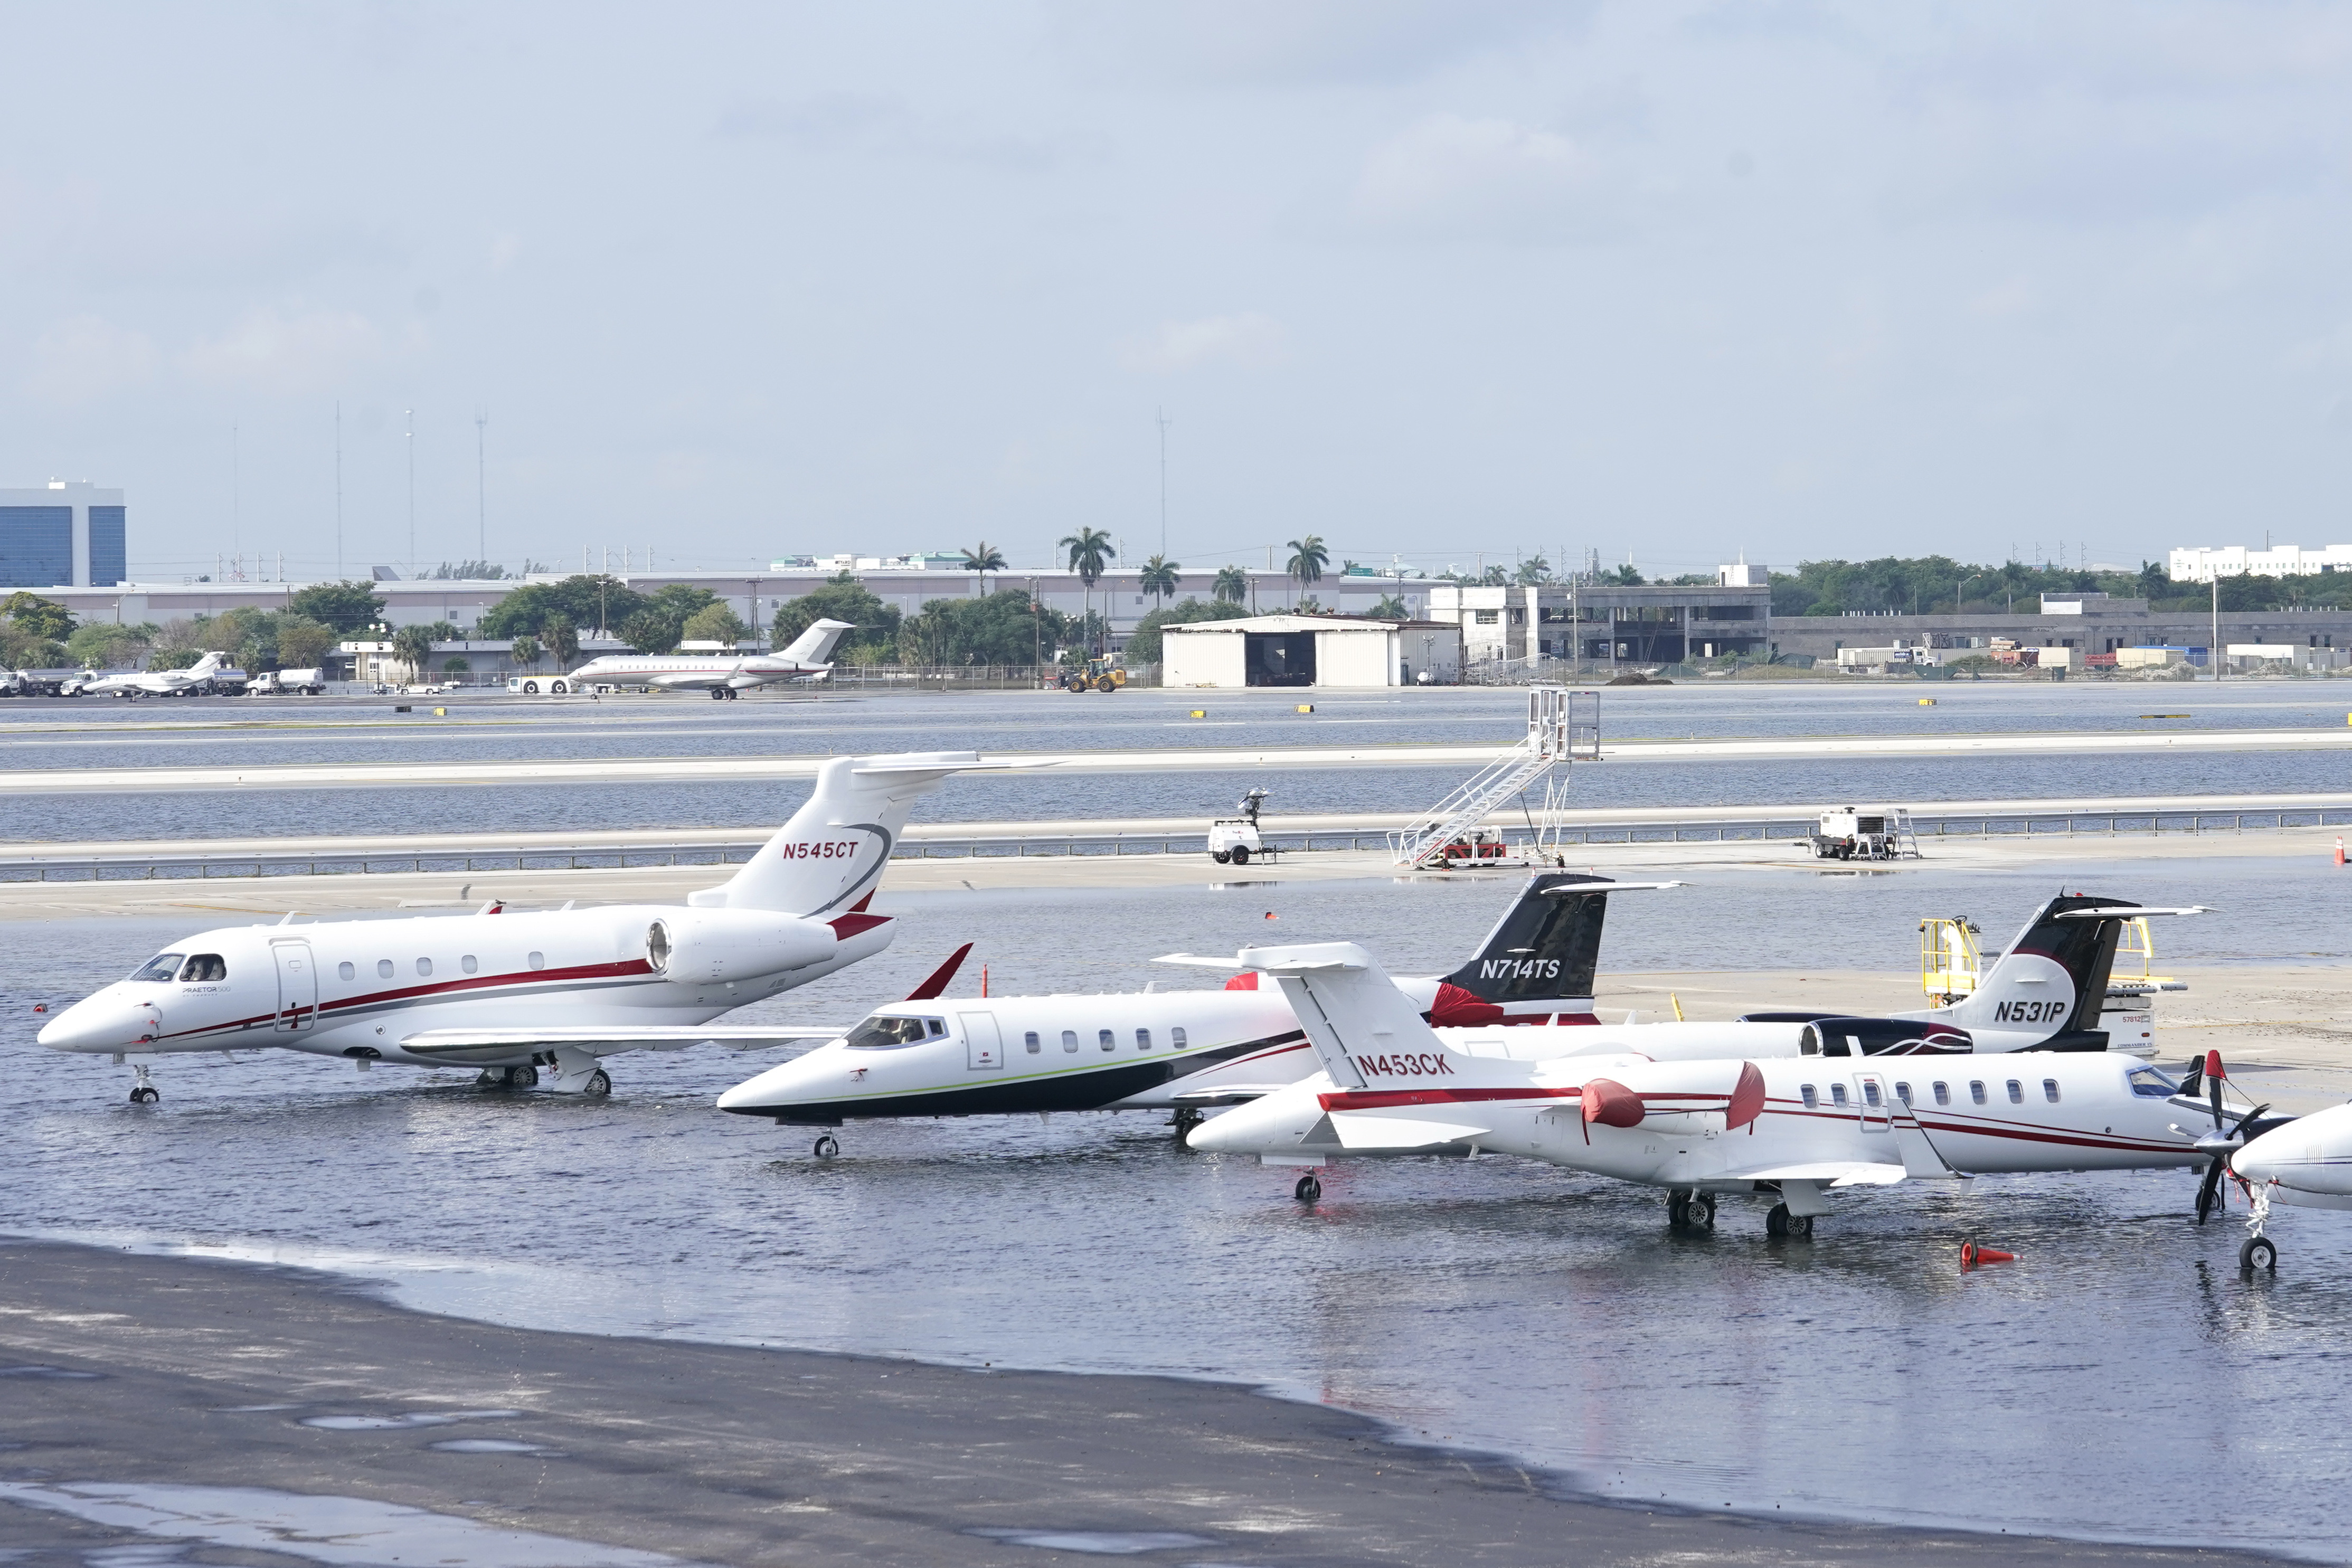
[127,1063,159,1105]
[1293,1173,1321,1203]
[813,1134,840,1159]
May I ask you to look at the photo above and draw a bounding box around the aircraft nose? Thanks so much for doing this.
[37,995,152,1053]
[2232,1126,2287,1184]
[716,1054,823,1114]
[1186,1106,1262,1154]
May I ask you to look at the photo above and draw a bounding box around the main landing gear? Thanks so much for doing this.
[1293,1173,1321,1203]
[1169,1107,1203,1137]
[709,687,740,700]
[475,1065,540,1089]
[127,1063,159,1105]
[1765,1203,1814,1240]
[1667,1189,1715,1230]
[813,1134,840,1159]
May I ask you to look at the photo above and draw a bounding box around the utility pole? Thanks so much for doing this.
[335,402,343,580]
[1156,408,1170,559]
[230,421,240,579]
[404,409,415,573]
[475,410,487,567]
[2212,571,2222,682]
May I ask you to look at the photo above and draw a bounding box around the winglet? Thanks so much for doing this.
[905,942,974,1001]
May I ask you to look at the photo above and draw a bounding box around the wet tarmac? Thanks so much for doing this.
[6,866,2350,1560]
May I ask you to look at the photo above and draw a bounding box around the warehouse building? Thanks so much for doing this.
[1159,614,1462,688]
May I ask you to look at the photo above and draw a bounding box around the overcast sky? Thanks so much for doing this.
[8,1,2352,583]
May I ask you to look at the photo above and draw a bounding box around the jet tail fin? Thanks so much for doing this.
[715,751,986,915]
[779,618,855,666]
[1233,941,1450,1091]
[1429,873,1683,1025]
[1939,895,2206,1045]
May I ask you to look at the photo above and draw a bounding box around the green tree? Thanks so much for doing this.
[1139,554,1181,607]
[442,656,471,674]
[3,592,75,640]
[1121,597,1248,665]
[1212,565,1247,604]
[284,581,387,635]
[1284,535,1329,599]
[390,624,436,682]
[510,635,543,671]
[1060,526,1116,653]
[67,620,160,669]
[897,589,1069,666]
[682,602,750,645]
[1514,556,1551,585]
[960,540,1007,595]
[274,617,337,672]
[620,609,683,655]
[772,573,901,661]
[542,616,580,670]
[1605,563,1643,586]
[1368,593,1410,620]
[478,575,645,639]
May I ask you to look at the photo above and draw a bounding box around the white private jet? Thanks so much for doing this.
[558,619,855,699]
[75,651,229,699]
[37,750,1005,1103]
[1185,940,2221,1225]
[717,874,1709,1153]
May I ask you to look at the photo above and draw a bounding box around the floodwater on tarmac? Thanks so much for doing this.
[6,862,2350,1560]
[1,681,2348,842]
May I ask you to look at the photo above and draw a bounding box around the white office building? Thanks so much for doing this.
[2169,542,2352,582]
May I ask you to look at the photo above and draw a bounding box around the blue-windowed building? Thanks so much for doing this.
[0,483,127,588]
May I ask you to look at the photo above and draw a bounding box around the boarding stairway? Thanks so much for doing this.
[1387,686,1598,870]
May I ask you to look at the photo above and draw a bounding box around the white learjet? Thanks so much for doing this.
[37,750,1003,1102]
[77,650,229,699]
[560,619,854,698]
[1185,939,2219,1225]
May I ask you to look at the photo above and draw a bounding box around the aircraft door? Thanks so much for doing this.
[272,940,318,1032]
[961,1013,1002,1071]
[1854,1073,1890,1133]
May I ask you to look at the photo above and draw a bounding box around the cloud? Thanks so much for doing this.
[1352,113,1624,242]
[180,307,405,394]
[1049,0,1579,86]
[21,315,159,404]
[1120,313,1290,373]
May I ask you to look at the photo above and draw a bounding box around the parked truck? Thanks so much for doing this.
[1801,806,1916,861]
[246,667,325,696]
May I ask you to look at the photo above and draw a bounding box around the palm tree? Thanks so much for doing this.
[1059,527,1116,653]
[1514,556,1551,585]
[1285,535,1329,606]
[510,634,542,673]
[961,540,1006,596]
[1212,565,1247,605]
[390,624,436,685]
[1139,554,1180,608]
[1369,593,1409,621]
[541,616,579,672]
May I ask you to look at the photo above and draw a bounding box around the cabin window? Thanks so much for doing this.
[1800,1084,1818,1108]
[415,958,433,977]
[1862,1081,1883,1108]
[1830,1084,1849,1108]
[377,959,394,979]
[1136,1028,1151,1051]
[1062,1030,1079,1053]
[2043,1078,2061,1103]
[1933,1082,1951,1106]
[2006,1079,2024,1104]
[1894,1082,1912,1106]
[1171,1026,1187,1049]
[528,951,544,970]
[461,955,479,975]
[1024,1031,1041,1054]
[845,1015,935,1050]
[2127,1065,2178,1098]
[177,955,226,982]
[338,961,355,981]
[1099,1028,1116,1052]
[1970,1080,1988,1105]
[129,953,185,983]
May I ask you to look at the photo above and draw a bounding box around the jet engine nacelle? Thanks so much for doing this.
[646,910,836,984]
[1784,1015,1973,1056]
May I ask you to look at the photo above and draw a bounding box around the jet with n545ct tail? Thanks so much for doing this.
[37,751,1005,1102]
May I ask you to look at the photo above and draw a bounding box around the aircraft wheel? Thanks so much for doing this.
[2242,1235,2278,1271]
[1792,1214,1813,1239]
[711,688,728,700]
[1685,1193,1716,1230]
[506,1064,539,1088]
[1766,1202,1790,1238]
[1667,1191,1687,1227]
[1293,1174,1321,1203]
[813,1134,840,1159]
[130,1085,159,1104]
[1229,846,1249,866]
[585,1069,611,1098]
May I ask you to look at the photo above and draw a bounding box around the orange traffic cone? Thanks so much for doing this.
[2336,837,2346,867]
[1960,1240,2016,1269]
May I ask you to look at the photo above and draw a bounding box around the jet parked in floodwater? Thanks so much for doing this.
[553,619,855,698]
[37,751,1006,1102]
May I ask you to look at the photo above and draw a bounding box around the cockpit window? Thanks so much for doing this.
[845,1014,941,1050]
[2127,1065,2180,1099]
[130,953,185,983]
[178,955,226,983]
